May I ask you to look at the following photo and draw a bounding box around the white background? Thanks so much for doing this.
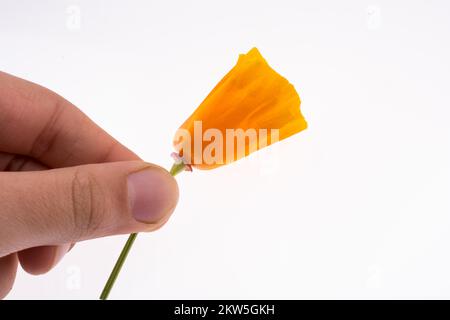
[1,0,450,299]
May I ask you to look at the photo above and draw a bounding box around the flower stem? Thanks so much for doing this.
[100,232,137,300]
[99,161,186,300]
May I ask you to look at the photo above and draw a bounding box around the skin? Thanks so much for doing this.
[0,71,179,299]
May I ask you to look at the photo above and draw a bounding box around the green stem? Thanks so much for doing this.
[100,232,137,300]
[99,161,186,300]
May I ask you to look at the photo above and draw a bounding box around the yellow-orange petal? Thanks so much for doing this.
[173,47,307,170]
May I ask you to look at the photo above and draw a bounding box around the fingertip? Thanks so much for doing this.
[127,165,179,225]
[0,253,18,299]
[18,244,70,275]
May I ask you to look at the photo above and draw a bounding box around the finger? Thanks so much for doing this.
[18,242,75,275]
[0,71,139,168]
[0,152,47,171]
[0,161,178,257]
[18,244,71,275]
[0,253,18,299]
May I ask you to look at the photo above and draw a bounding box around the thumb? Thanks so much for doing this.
[0,161,178,257]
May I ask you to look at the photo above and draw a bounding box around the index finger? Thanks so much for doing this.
[0,71,139,167]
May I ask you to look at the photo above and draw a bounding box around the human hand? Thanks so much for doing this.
[0,71,179,298]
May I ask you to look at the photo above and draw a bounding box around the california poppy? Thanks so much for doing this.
[172,47,307,170]
[101,48,307,299]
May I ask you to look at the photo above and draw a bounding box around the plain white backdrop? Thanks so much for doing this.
[1,0,450,299]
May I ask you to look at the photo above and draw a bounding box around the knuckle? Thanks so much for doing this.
[69,168,105,239]
[29,97,65,160]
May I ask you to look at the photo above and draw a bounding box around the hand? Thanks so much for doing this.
[0,71,179,298]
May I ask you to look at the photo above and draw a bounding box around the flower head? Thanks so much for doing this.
[173,47,307,170]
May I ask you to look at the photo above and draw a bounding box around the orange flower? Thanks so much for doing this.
[173,47,307,170]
